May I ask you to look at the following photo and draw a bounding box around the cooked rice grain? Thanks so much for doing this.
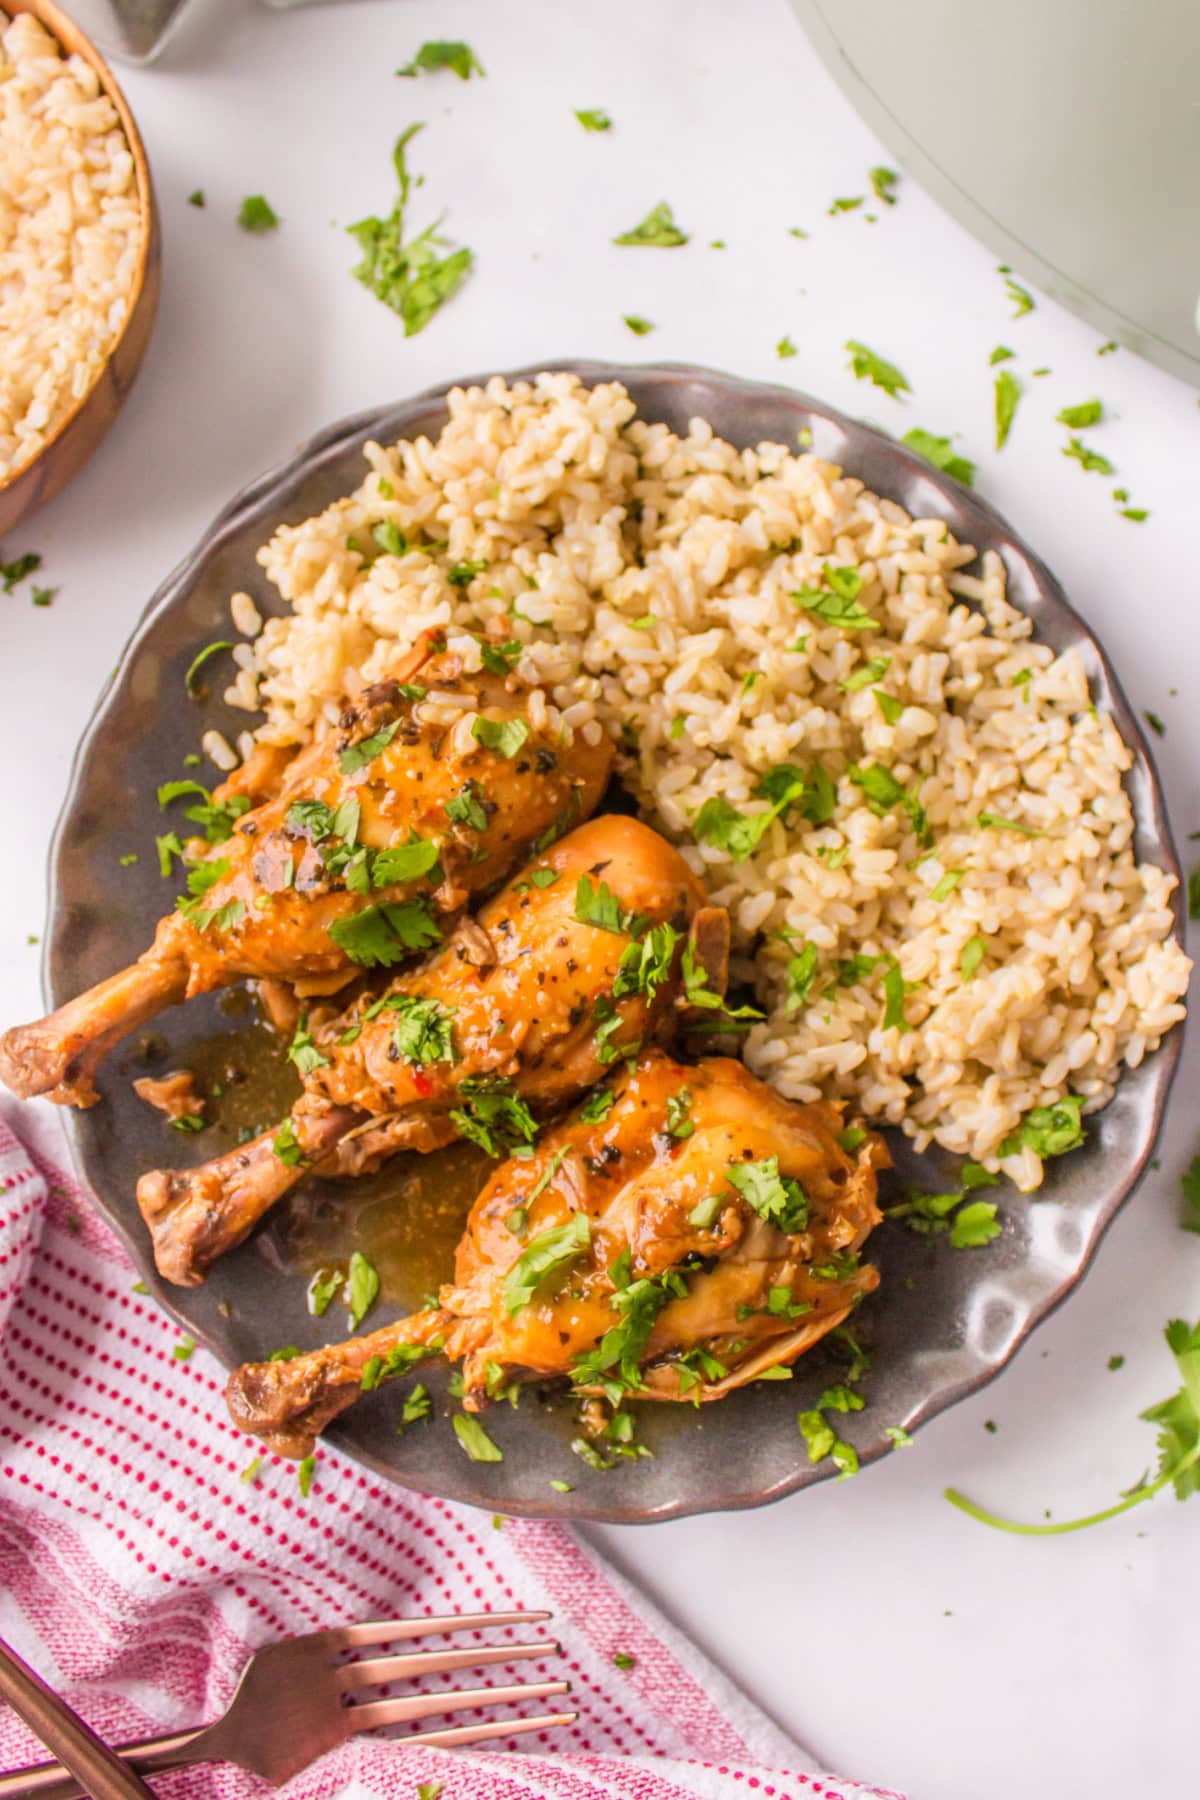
[234,372,1191,1187]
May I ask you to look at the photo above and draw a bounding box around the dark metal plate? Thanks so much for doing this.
[44,361,1186,1522]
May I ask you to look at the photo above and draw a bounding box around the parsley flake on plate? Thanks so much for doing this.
[902,428,975,487]
[998,1096,1085,1160]
[396,39,484,79]
[0,551,40,591]
[339,720,400,775]
[386,995,456,1063]
[1002,274,1034,316]
[613,201,689,247]
[453,1413,504,1462]
[445,781,489,832]
[346,1250,380,1330]
[576,107,612,131]
[869,165,898,204]
[1056,398,1103,428]
[623,314,654,335]
[1062,436,1115,476]
[450,1076,538,1158]
[793,563,877,630]
[845,339,910,399]
[994,369,1020,450]
[725,1157,809,1233]
[574,873,637,934]
[348,125,472,337]
[327,899,441,966]
[579,1087,615,1125]
[287,1014,329,1077]
[238,194,279,233]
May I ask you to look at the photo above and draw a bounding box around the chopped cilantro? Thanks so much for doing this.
[931,869,964,902]
[1003,275,1034,316]
[840,654,891,692]
[472,714,529,758]
[875,689,903,725]
[623,314,654,335]
[574,872,636,934]
[0,552,40,591]
[613,201,689,247]
[188,190,205,208]
[886,1425,915,1448]
[348,125,472,336]
[297,1454,316,1497]
[783,940,819,1014]
[989,345,1014,365]
[396,39,484,79]
[272,1119,306,1167]
[503,1213,590,1314]
[902,427,975,486]
[950,1200,1001,1249]
[328,900,440,966]
[828,195,864,215]
[446,781,489,832]
[307,1268,341,1317]
[960,935,987,981]
[371,836,442,886]
[849,761,930,845]
[238,194,279,233]
[172,1335,196,1361]
[347,1250,379,1330]
[453,1413,504,1462]
[339,720,400,775]
[579,1087,615,1125]
[1063,437,1115,476]
[845,339,910,399]
[998,1096,1085,1160]
[450,1076,538,1157]
[665,1087,694,1139]
[1144,711,1165,738]
[287,1015,329,1077]
[994,369,1020,450]
[793,563,877,631]
[869,165,898,205]
[387,995,456,1063]
[777,334,797,359]
[613,922,681,1004]
[1057,399,1103,428]
[978,811,1043,836]
[573,1269,686,1395]
[372,520,408,557]
[576,108,612,131]
[725,1157,809,1233]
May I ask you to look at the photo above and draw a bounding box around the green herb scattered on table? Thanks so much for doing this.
[396,40,484,80]
[348,125,473,336]
[238,194,279,233]
[902,428,975,487]
[613,201,689,247]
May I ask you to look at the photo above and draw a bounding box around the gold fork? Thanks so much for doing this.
[0,1612,572,1798]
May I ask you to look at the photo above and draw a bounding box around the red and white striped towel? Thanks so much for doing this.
[0,1110,903,1800]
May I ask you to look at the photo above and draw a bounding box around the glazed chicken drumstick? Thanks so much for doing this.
[139,815,730,1285]
[0,632,612,1108]
[225,1048,887,1458]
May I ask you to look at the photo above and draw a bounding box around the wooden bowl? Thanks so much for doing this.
[0,0,161,534]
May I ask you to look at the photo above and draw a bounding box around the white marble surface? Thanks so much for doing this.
[2,1,1197,1794]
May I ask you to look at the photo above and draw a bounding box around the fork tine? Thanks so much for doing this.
[350,1678,571,1731]
[401,1709,578,1749]
[329,1611,550,1651]
[337,1639,559,1692]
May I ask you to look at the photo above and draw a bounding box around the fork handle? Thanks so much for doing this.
[0,1731,209,1800]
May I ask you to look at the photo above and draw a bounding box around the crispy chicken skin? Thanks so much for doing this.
[225,1049,886,1458]
[139,816,728,1286]
[0,633,612,1108]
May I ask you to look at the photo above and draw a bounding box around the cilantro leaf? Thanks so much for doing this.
[479,639,522,674]
[386,995,456,1063]
[503,1213,591,1314]
[396,40,484,79]
[777,334,797,359]
[574,873,635,934]
[845,339,910,399]
[472,715,529,758]
[0,551,41,591]
[238,194,279,233]
[369,835,442,886]
[346,1250,379,1330]
[613,922,681,1002]
[339,720,400,775]
[1003,275,1034,316]
[840,654,891,692]
[327,899,441,966]
[998,1097,1085,1160]
[960,934,987,981]
[783,940,819,1015]
[950,1200,1001,1249]
[725,1157,809,1233]
[446,781,489,831]
[994,369,1020,450]
[624,314,654,336]
[849,762,930,845]
[978,811,1043,836]
[989,345,1014,365]
[287,1015,329,1077]
[931,869,964,902]
[453,1414,504,1462]
[448,559,487,587]
[572,1270,685,1394]
[576,108,612,131]
[1062,436,1115,476]
[902,428,975,487]
[793,563,877,631]
[613,201,689,247]
[579,1087,615,1125]
[348,125,473,337]
[869,165,898,205]
[273,1119,306,1167]
[450,1077,538,1157]
[1057,399,1103,428]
